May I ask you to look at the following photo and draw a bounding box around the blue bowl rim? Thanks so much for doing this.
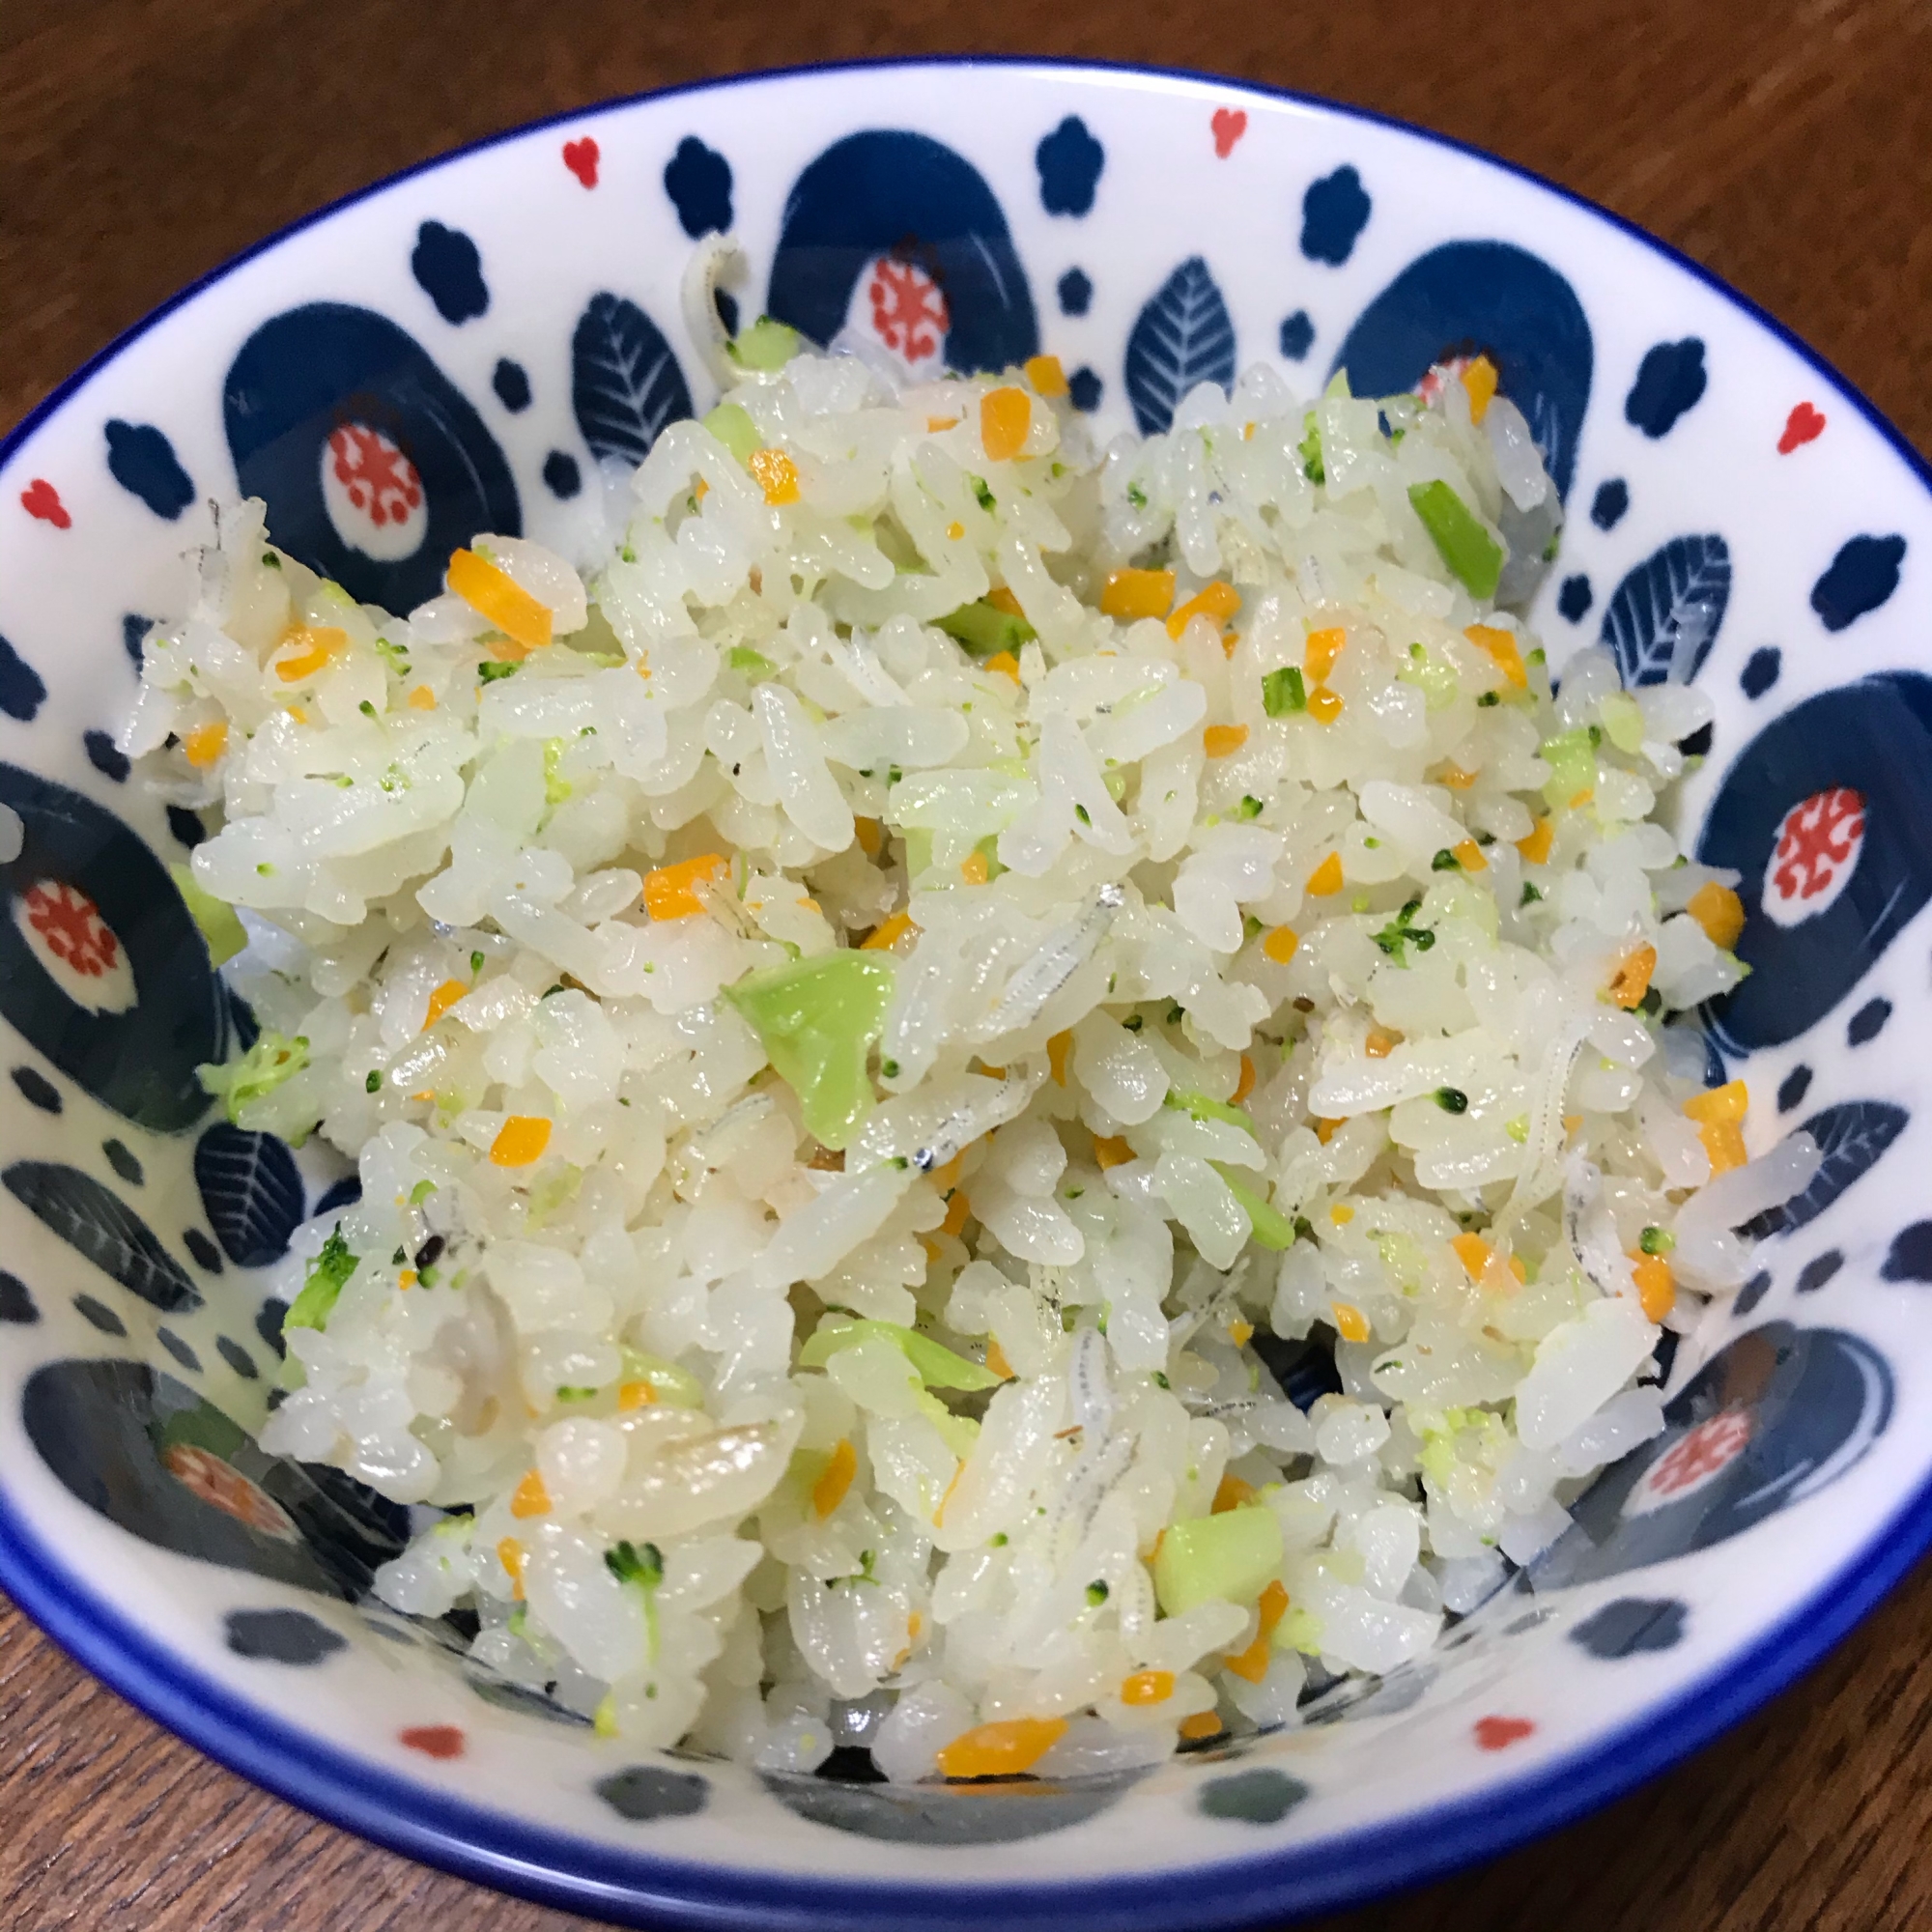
[2,51,1929,1932]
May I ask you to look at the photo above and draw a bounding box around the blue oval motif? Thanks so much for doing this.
[104,421,195,520]
[665,136,733,238]
[1811,534,1906,633]
[410,221,489,324]
[1624,338,1706,438]
[1299,165,1371,266]
[1037,116,1104,217]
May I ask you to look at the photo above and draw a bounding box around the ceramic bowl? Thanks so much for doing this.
[0,57,1926,1932]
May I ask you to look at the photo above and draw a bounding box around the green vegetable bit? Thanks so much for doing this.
[1406,480,1504,599]
[1166,1089,1255,1132]
[1431,847,1461,872]
[1435,1086,1469,1114]
[727,645,777,681]
[170,865,247,967]
[1640,1226,1677,1256]
[702,401,760,465]
[724,952,896,1149]
[477,661,520,683]
[198,1030,310,1124]
[285,1226,357,1333]
[1370,898,1435,965]
[605,1539,666,1659]
[1153,1507,1284,1616]
[935,598,1037,657]
[1298,413,1325,484]
[1539,726,1597,810]
[1262,666,1307,717]
[1084,1579,1110,1607]
[799,1315,1001,1392]
[1236,795,1264,820]
[1214,1165,1296,1250]
[365,1070,382,1094]
[726,317,800,372]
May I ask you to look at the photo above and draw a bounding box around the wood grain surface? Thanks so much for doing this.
[2,2,1929,1927]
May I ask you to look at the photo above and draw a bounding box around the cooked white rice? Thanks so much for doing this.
[124,299,1814,1777]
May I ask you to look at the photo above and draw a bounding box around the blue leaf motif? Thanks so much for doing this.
[570,294,694,469]
[1739,1102,1908,1239]
[194,1124,305,1269]
[1600,534,1730,687]
[3,1161,200,1311]
[1124,258,1236,436]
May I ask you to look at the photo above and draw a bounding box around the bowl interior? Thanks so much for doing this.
[0,57,1928,1932]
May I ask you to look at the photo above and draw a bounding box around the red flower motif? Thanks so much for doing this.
[400,1724,467,1760]
[1770,787,1864,908]
[1778,402,1826,453]
[1473,1716,1535,1751]
[327,424,423,529]
[1211,108,1248,158]
[1646,1409,1752,1499]
[868,257,951,364]
[19,479,70,528]
[562,137,599,188]
[24,882,119,978]
[163,1444,299,1541]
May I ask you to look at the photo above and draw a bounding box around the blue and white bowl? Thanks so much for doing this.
[0,57,1926,1931]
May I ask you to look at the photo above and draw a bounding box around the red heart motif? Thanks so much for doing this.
[1473,1715,1535,1751]
[19,478,70,529]
[1211,108,1247,158]
[562,137,600,189]
[1778,401,1826,454]
[399,1724,466,1759]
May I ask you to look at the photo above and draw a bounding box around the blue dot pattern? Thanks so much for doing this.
[1057,269,1093,317]
[492,359,532,412]
[1590,478,1629,529]
[1882,1223,1932,1282]
[1068,366,1103,413]
[1571,1597,1687,1658]
[1557,575,1593,622]
[1278,311,1315,360]
[1810,534,1906,633]
[1625,339,1706,438]
[166,805,205,848]
[411,221,489,324]
[1796,1249,1844,1293]
[1300,166,1371,266]
[1740,646,1780,697]
[664,137,733,239]
[1735,1269,1772,1316]
[1037,117,1104,216]
[0,635,47,723]
[1847,998,1891,1045]
[104,421,194,520]
[542,452,582,499]
[84,731,129,782]
[1776,1065,1812,1112]
[121,614,151,668]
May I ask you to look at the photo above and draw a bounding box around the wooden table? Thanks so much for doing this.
[2,1,1928,1926]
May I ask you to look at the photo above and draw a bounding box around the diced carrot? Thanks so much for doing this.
[1331,1300,1370,1343]
[985,1337,1013,1380]
[1263,926,1300,964]
[855,816,884,857]
[491,1116,553,1167]
[1437,761,1477,789]
[946,521,965,540]
[987,586,1026,617]
[1093,1134,1135,1169]
[1464,622,1527,688]
[273,625,347,682]
[1365,1028,1397,1058]
[980,386,1033,463]
[1516,816,1554,864]
[1699,1121,1747,1175]
[1213,1472,1257,1514]
[423,979,469,1029]
[1234,1054,1256,1105]
[285,704,309,724]
[448,549,552,651]
[182,721,228,768]
[497,1537,526,1600]
[1227,1579,1293,1682]
[1570,788,1595,810]
[1631,1253,1676,1322]
[1308,686,1345,724]
[1687,881,1746,950]
[1100,568,1176,621]
[1179,1711,1224,1740]
[1462,355,1500,423]
[1454,838,1488,872]
[813,1438,857,1519]
[408,684,437,710]
[398,1269,417,1291]
[934,1460,966,1527]
[1024,355,1068,397]
[1166,581,1242,640]
[1203,724,1249,758]
[928,417,959,433]
[1307,852,1344,896]
[1121,1669,1176,1706]
[983,650,1022,682]
[749,447,801,505]
[510,1469,551,1519]
[1451,1233,1493,1279]
[939,1717,1066,1779]
[1229,1319,1254,1346]
[941,1189,972,1238]
[1314,1117,1342,1144]
[1330,1203,1354,1226]
[617,1380,656,1410]
[1606,943,1657,1009]
[643,851,727,920]
[1304,626,1348,683]
[862,910,916,952]
[1048,1031,1073,1086]
[1683,1079,1748,1125]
